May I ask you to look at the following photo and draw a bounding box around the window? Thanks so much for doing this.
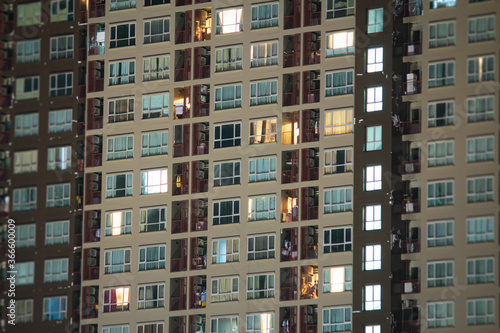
[364,165,382,191]
[142,131,168,156]
[17,2,41,26]
[467,136,494,163]
[144,0,169,5]
[251,3,278,29]
[364,245,381,270]
[16,262,34,285]
[47,146,71,170]
[44,258,68,283]
[367,47,383,72]
[212,238,239,264]
[103,287,130,312]
[142,93,168,119]
[250,41,278,67]
[137,323,163,333]
[367,8,383,33]
[49,72,73,96]
[325,109,353,135]
[13,150,38,174]
[143,55,169,81]
[364,285,381,311]
[365,326,381,333]
[16,299,33,323]
[139,245,166,271]
[215,84,242,110]
[366,87,383,112]
[467,257,494,284]
[428,100,454,127]
[109,97,135,123]
[364,205,381,231]
[211,317,238,333]
[427,261,454,287]
[467,95,494,123]
[103,326,130,333]
[15,76,39,100]
[427,140,454,167]
[323,266,352,293]
[213,199,240,225]
[216,8,243,34]
[140,206,167,232]
[107,135,133,160]
[138,284,165,309]
[48,109,72,133]
[50,0,73,22]
[325,70,353,96]
[17,39,40,63]
[429,0,456,8]
[46,183,70,207]
[427,180,454,207]
[16,224,35,248]
[247,234,275,260]
[144,18,170,44]
[109,60,135,85]
[50,35,73,60]
[250,80,278,106]
[326,31,354,57]
[105,210,132,236]
[13,187,37,211]
[110,22,136,48]
[248,195,276,221]
[215,45,243,72]
[247,273,274,299]
[106,173,133,198]
[45,220,69,245]
[43,296,66,321]
[249,156,277,182]
[323,307,352,332]
[326,0,354,18]
[467,298,494,325]
[468,55,495,83]
[429,21,455,48]
[110,0,136,11]
[365,126,382,151]
[15,113,38,137]
[467,176,494,203]
[468,16,495,43]
[249,118,277,144]
[324,188,353,213]
[323,227,352,253]
[213,161,240,186]
[467,216,494,243]
[141,169,168,194]
[427,221,453,247]
[324,148,353,174]
[428,61,455,87]
[427,302,454,328]
[104,248,131,274]
[214,123,241,148]
[246,313,274,333]
[211,276,239,302]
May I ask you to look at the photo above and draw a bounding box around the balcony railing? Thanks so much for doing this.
[86,153,102,167]
[72,271,81,285]
[191,256,207,270]
[402,239,420,254]
[404,81,421,95]
[192,217,207,232]
[78,85,86,99]
[84,229,101,243]
[302,128,319,142]
[283,92,299,107]
[283,52,297,68]
[170,295,186,311]
[403,0,422,17]
[83,267,99,280]
[171,257,187,272]
[0,168,9,181]
[401,120,421,135]
[280,286,297,301]
[402,279,420,294]
[401,320,420,333]
[172,220,188,233]
[402,199,420,214]
[281,247,298,262]
[281,170,298,184]
[81,306,98,319]
[74,233,82,247]
[85,191,101,205]
[402,160,421,174]
[403,41,422,56]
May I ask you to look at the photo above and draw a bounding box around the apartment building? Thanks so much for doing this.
[0,0,86,332]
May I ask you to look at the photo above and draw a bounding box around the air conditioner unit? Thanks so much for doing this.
[198,238,205,246]
[200,56,207,66]
[88,326,97,333]
[200,84,208,95]
[197,247,204,256]
[93,136,101,145]
[308,188,315,196]
[198,170,205,179]
[404,282,413,293]
[308,197,315,206]
[90,258,97,266]
[91,211,99,219]
[94,107,102,117]
[88,296,96,305]
[94,71,102,79]
[198,208,206,218]
[309,158,315,168]
[196,276,203,285]
[200,47,208,56]
[95,61,102,70]
[405,163,414,173]
[200,94,207,104]
[199,133,206,142]
[92,182,100,191]
[196,315,203,324]
[90,249,98,257]
[92,174,100,182]
[405,202,414,213]
[309,110,316,118]
[403,300,413,308]
[89,286,97,295]
[199,123,207,132]
[94,99,102,108]
[198,162,205,169]
[0,151,5,159]
[310,72,317,80]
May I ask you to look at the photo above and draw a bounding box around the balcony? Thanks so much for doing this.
[402,279,420,294]
[194,8,211,42]
[402,305,420,333]
[403,0,423,17]
[401,120,421,135]
[284,0,301,30]
[170,277,187,311]
[403,41,422,56]
[402,160,421,174]
[404,81,421,95]
[175,11,192,44]
[402,239,420,254]
[280,267,298,301]
[402,199,420,214]
[281,228,298,262]
[89,0,105,18]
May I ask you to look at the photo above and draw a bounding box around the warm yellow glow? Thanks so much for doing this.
[115,287,129,306]
[478,57,483,81]
[261,313,272,333]
[329,267,345,293]
[111,212,122,235]
[205,17,212,34]
[293,121,299,145]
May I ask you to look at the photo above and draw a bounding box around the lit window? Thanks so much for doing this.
[468,15,495,43]
[211,276,239,302]
[213,199,240,225]
[248,195,276,221]
[211,317,238,333]
[248,156,277,183]
[249,118,277,144]
[247,234,275,260]
[15,76,40,100]
[323,227,352,253]
[105,210,132,236]
[106,173,133,198]
[49,72,73,97]
[247,274,274,299]
[251,3,278,29]
[138,284,165,309]
[43,296,66,321]
[427,302,454,328]
[45,220,69,245]
[109,60,135,85]
[216,8,243,34]
[107,135,133,160]
[427,221,453,247]
[140,206,167,232]
[323,307,352,331]
[429,0,456,8]
[46,183,70,207]
[141,169,168,194]
[13,187,37,211]
[325,70,353,96]
[427,140,454,167]
[365,326,381,333]
[212,238,239,264]
[324,187,352,213]
[250,80,278,106]
[250,41,278,67]
[142,93,168,119]
[44,258,68,283]
[103,287,130,312]
[428,100,454,127]
[108,97,135,123]
[467,136,494,163]
[366,87,383,112]
[141,130,168,156]
[322,266,352,292]
[324,148,352,174]
[16,299,33,323]
[364,245,381,270]
[144,18,170,44]
[325,109,353,135]
[17,2,41,26]
[50,0,73,22]
[427,261,454,287]
[215,45,243,72]
[326,31,354,57]
[364,165,382,191]
[15,262,34,285]
[467,298,495,326]
[365,126,382,151]
[214,123,241,148]
[467,257,494,284]
[143,55,169,81]
[367,8,383,33]
[467,95,494,123]
[13,150,38,174]
[428,61,455,88]
[104,248,131,274]
[467,55,495,83]
[17,39,41,63]
[47,146,71,170]
[367,47,383,72]
[429,21,455,48]
[215,84,242,110]
[467,176,494,203]
[15,113,38,137]
[110,22,136,48]
[467,216,494,243]
[326,0,354,19]
[110,0,136,11]
[364,205,381,230]
[364,285,381,310]
[48,109,72,133]
[16,224,35,248]
[427,180,454,207]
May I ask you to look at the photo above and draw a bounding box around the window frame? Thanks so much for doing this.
[50,0,74,22]
[140,169,168,194]
[248,195,276,221]
[104,248,131,274]
[363,245,381,270]
[103,287,130,312]
[215,84,242,110]
[211,238,239,264]
[366,47,383,72]
[42,296,66,321]
[16,224,36,248]
[325,69,354,96]
[49,35,73,60]
[326,31,354,57]
[427,220,454,247]
[139,245,166,271]
[16,299,33,323]
[427,180,454,207]
[250,40,279,67]
[213,199,240,225]
[15,76,40,100]
[467,176,494,203]
[214,123,241,149]
[249,80,278,106]
[211,276,239,302]
[215,8,243,34]
[106,173,134,198]
[143,17,170,44]
[109,60,136,86]
[429,21,455,48]
[323,306,352,332]
[324,187,353,214]
[364,165,382,191]
[13,150,38,174]
[468,15,495,43]
[215,45,243,72]
[467,216,494,244]
[428,100,454,127]
[323,227,352,253]
[467,136,494,163]
[249,118,277,144]
[325,109,353,136]
[326,0,355,19]
[247,234,275,260]
[140,206,167,232]
[427,140,454,167]
[467,257,495,284]
[364,205,381,231]
[467,55,495,83]
[366,86,383,112]
[46,183,70,208]
[324,148,353,175]
[248,156,277,183]
[467,95,494,123]
[13,187,37,211]
[141,130,168,156]
[467,298,495,326]
[48,109,72,133]
[107,135,134,160]
[246,273,275,299]
[16,261,34,285]
[211,316,238,333]
[142,93,169,119]
[364,285,381,311]
[45,220,69,245]
[143,55,170,81]
[322,266,352,293]
[17,39,41,63]
[367,8,383,33]
[47,146,71,170]
[44,258,68,283]
[250,3,279,29]
[138,284,165,309]
[428,61,455,88]
[427,261,454,287]
[15,113,39,137]
[105,210,133,236]
[427,301,454,328]
[110,22,136,48]
[49,72,73,97]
